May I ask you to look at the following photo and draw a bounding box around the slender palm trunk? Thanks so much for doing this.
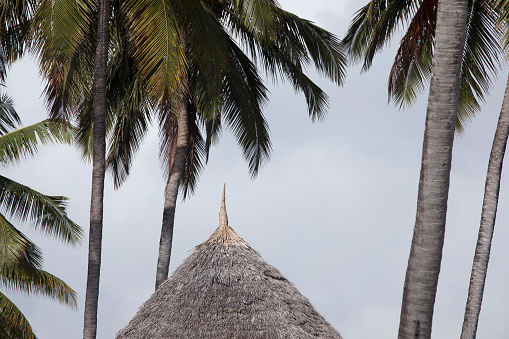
[460,74,509,339]
[155,82,189,290]
[83,0,110,337]
[398,1,469,338]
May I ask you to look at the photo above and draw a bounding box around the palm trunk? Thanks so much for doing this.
[83,0,110,337]
[460,74,509,339]
[155,83,189,290]
[398,1,469,338]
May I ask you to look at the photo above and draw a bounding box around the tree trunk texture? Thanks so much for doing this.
[155,81,189,290]
[83,0,110,337]
[460,74,509,339]
[398,1,469,338]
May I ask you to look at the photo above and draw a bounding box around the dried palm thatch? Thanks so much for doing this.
[117,187,342,339]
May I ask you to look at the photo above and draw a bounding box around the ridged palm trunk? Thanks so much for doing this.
[155,83,189,290]
[83,0,110,337]
[398,1,469,338]
[460,74,509,339]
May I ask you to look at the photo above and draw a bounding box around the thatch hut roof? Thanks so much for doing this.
[116,188,342,339]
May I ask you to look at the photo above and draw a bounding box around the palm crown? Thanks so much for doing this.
[342,0,501,132]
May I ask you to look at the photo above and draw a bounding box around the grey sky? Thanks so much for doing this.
[4,0,509,338]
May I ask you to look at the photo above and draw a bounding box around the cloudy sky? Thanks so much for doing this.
[4,0,509,338]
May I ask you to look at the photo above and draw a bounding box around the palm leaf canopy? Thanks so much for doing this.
[29,0,347,196]
[342,0,501,131]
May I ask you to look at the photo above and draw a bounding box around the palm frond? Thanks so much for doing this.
[105,16,153,188]
[0,0,36,69]
[0,213,43,269]
[106,83,152,188]
[32,0,93,77]
[1,264,77,308]
[37,2,96,123]
[0,176,83,245]
[0,119,74,165]
[224,2,340,119]
[342,0,417,70]
[203,113,222,162]
[122,0,183,103]
[218,34,271,176]
[456,0,500,131]
[275,9,346,85]
[0,292,35,339]
[0,93,21,134]
[388,0,435,106]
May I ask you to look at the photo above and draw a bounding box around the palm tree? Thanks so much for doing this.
[343,0,484,337]
[149,0,347,290]
[460,74,509,339]
[0,93,83,338]
[81,0,110,336]
[460,3,509,337]
[398,5,469,336]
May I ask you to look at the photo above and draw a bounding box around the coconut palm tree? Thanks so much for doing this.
[398,5,469,336]
[343,0,481,337]
[460,3,509,337]
[460,74,509,339]
[149,0,347,290]
[0,93,82,338]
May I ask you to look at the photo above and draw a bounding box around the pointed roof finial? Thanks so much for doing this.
[219,184,228,227]
[200,185,249,248]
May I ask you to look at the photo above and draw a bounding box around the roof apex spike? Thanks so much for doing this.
[219,184,228,227]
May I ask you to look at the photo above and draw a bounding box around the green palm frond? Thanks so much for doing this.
[227,0,278,38]
[0,213,43,269]
[0,292,35,339]
[0,0,35,69]
[178,0,234,103]
[122,0,183,103]
[0,176,83,245]
[342,0,417,70]
[203,112,222,162]
[0,215,76,308]
[0,119,74,164]
[224,1,345,119]
[106,85,152,188]
[1,264,77,308]
[275,9,346,85]
[219,35,271,176]
[36,1,96,124]
[105,16,153,188]
[32,0,93,76]
[456,0,500,131]
[0,93,21,134]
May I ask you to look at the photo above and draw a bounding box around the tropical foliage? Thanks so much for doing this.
[0,93,82,338]
[342,0,501,132]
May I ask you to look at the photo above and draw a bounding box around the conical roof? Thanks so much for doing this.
[116,187,342,339]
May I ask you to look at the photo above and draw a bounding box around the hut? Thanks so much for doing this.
[116,188,342,339]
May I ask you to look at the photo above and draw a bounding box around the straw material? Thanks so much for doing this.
[116,189,342,338]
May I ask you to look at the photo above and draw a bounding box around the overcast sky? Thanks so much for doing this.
[4,1,509,338]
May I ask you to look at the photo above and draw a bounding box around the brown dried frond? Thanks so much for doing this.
[388,0,436,98]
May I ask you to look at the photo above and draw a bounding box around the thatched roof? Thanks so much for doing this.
[116,187,342,339]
